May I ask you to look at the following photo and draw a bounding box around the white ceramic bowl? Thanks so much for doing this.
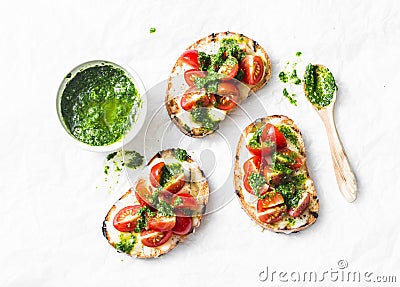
[56,60,147,152]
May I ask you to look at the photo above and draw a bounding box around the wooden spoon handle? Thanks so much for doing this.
[319,108,357,202]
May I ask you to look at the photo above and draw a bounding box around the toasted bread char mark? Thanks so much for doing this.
[234,115,319,234]
[166,31,272,138]
[102,149,209,258]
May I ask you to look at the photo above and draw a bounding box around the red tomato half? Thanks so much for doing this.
[261,124,287,150]
[243,156,261,193]
[240,55,264,85]
[140,230,172,247]
[135,179,153,207]
[172,193,198,216]
[148,216,176,232]
[179,50,200,69]
[215,82,240,111]
[172,216,192,235]
[113,205,141,232]
[149,162,186,193]
[218,56,239,80]
[181,87,210,111]
[150,162,164,188]
[184,69,207,86]
[277,148,303,170]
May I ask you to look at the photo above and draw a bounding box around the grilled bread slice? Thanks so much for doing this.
[234,115,319,233]
[103,149,209,258]
[166,31,272,138]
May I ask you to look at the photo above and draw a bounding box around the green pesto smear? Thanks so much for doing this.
[304,64,337,109]
[115,233,136,254]
[61,64,142,146]
[277,125,299,151]
[190,108,220,132]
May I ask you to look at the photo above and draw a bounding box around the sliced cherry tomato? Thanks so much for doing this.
[261,124,287,150]
[172,193,198,216]
[184,69,207,87]
[243,156,261,176]
[181,86,210,111]
[164,173,186,194]
[135,179,153,207]
[246,145,261,156]
[257,193,285,210]
[288,192,310,218]
[150,162,186,193]
[215,82,240,111]
[148,215,176,232]
[179,50,200,69]
[276,148,303,170]
[113,205,141,232]
[218,56,239,80]
[256,205,285,224]
[240,55,264,85]
[172,216,192,235]
[140,229,172,247]
[150,162,164,188]
[261,164,284,186]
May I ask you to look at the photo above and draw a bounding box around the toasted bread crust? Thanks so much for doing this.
[103,149,209,258]
[166,31,272,138]
[234,115,319,233]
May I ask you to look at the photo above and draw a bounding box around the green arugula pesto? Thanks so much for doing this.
[276,173,306,208]
[174,148,188,162]
[304,64,337,109]
[115,233,137,254]
[248,173,267,199]
[156,200,175,217]
[173,196,183,206]
[134,206,155,233]
[124,150,144,170]
[190,107,220,131]
[277,125,299,150]
[248,127,262,148]
[194,70,222,93]
[61,64,142,146]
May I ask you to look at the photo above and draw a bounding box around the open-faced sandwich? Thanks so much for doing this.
[234,116,319,233]
[166,31,272,138]
[103,149,209,258]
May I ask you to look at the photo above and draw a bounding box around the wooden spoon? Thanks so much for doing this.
[304,64,357,202]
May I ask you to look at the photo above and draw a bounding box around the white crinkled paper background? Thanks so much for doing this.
[0,0,399,286]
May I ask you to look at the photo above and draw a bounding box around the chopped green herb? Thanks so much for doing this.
[115,233,136,254]
[296,51,302,57]
[149,27,156,33]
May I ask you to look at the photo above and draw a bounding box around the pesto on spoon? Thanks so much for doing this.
[303,64,357,202]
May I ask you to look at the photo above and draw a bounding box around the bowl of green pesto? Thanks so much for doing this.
[56,60,147,152]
